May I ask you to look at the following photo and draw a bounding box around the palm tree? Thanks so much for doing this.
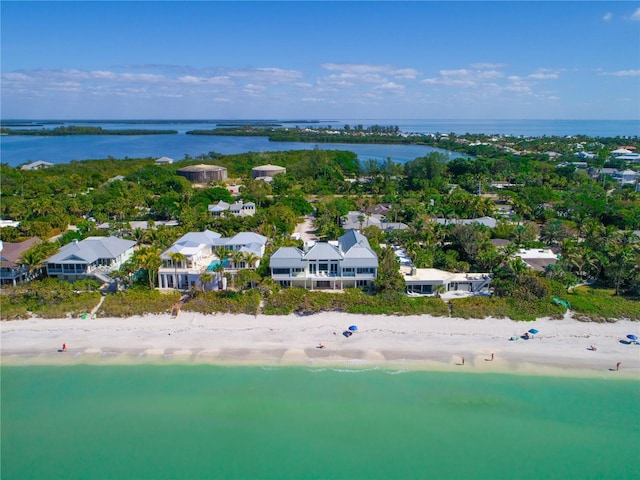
[132,228,146,245]
[213,247,230,267]
[18,249,45,282]
[214,264,225,289]
[232,250,245,270]
[168,251,186,290]
[508,257,528,283]
[199,272,213,292]
[243,252,259,270]
[134,247,162,288]
[433,284,447,298]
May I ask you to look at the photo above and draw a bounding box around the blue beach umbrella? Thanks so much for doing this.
[348,325,358,332]
[627,334,638,341]
[528,329,539,335]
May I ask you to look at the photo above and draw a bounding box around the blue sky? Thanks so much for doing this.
[1,1,639,120]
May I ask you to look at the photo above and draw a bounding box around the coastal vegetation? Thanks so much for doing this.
[0,278,101,320]
[1,126,178,135]
[1,128,638,321]
[100,288,180,317]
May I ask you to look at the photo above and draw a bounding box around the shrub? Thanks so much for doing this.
[567,286,640,322]
[100,288,180,317]
[0,281,101,320]
[182,290,262,315]
[0,295,30,320]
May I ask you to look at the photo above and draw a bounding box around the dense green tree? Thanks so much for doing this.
[374,247,405,295]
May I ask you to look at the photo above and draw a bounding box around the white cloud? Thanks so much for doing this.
[529,72,559,80]
[422,67,503,87]
[177,75,232,86]
[374,82,405,93]
[598,69,640,76]
[470,62,507,69]
[320,63,419,80]
[603,12,613,21]
[226,67,303,84]
[631,8,640,21]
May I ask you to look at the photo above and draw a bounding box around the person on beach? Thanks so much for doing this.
[588,345,597,351]
[317,343,325,349]
[461,357,465,365]
[62,343,66,352]
[490,353,494,361]
[616,362,621,371]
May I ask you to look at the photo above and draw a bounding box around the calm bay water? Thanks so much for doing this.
[1,119,637,168]
[2,365,639,480]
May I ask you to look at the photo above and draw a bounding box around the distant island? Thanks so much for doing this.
[185,124,638,160]
[0,126,178,136]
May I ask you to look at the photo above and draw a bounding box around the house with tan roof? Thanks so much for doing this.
[0,238,42,286]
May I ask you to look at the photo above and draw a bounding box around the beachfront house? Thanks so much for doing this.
[157,230,267,290]
[514,248,559,272]
[269,230,378,290]
[0,238,43,286]
[45,236,136,283]
[402,266,493,296]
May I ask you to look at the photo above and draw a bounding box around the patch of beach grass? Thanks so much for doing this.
[100,288,180,317]
[0,295,30,320]
[0,279,102,320]
[182,290,262,315]
[565,286,640,322]
[262,288,449,316]
[450,296,565,322]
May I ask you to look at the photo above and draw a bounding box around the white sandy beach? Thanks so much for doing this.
[1,312,639,378]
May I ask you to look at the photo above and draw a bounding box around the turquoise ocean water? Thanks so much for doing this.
[2,365,639,479]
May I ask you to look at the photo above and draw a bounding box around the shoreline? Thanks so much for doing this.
[2,312,639,379]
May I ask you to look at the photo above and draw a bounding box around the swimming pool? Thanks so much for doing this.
[206,259,230,271]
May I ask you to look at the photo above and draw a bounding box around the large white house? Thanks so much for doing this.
[270,230,378,290]
[157,230,267,290]
[46,236,136,283]
[402,266,492,295]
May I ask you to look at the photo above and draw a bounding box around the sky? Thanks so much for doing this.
[1,1,639,120]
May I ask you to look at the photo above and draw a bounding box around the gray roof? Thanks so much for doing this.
[270,247,304,260]
[269,247,305,268]
[208,201,230,213]
[174,230,222,245]
[228,232,267,246]
[47,236,135,264]
[434,217,497,228]
[303,242,343,261]
[339,230,369,252]
[342,211,408,231]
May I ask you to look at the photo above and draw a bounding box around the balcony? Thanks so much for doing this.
[271,271,375,280]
